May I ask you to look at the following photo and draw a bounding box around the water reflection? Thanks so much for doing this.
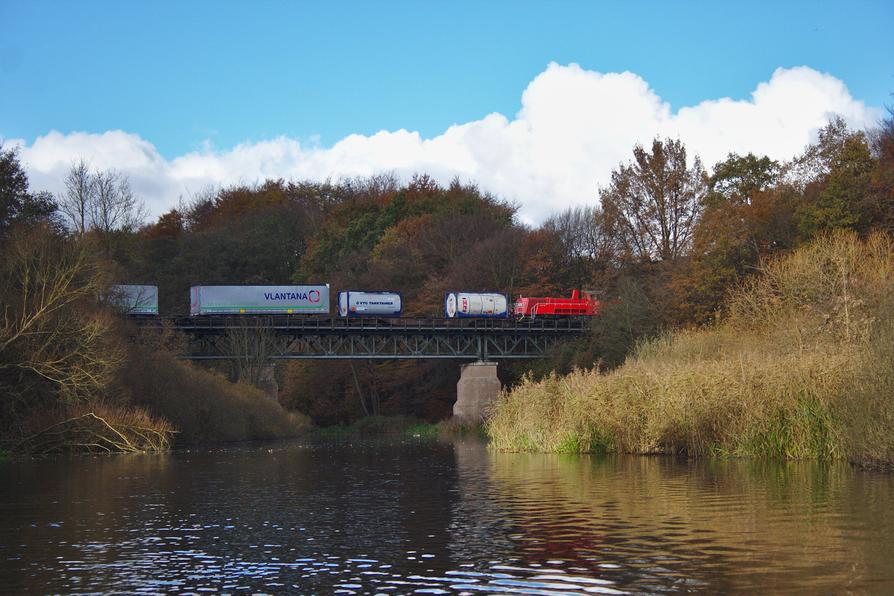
[1,438,893,593]
[486,453,894,592]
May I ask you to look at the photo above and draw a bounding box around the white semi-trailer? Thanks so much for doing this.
[189,285,330,315]
[110,284,159,315]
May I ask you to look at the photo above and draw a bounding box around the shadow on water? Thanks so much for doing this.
[1,437,893,593]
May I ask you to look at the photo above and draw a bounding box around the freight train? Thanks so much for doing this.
[111,284,600,319]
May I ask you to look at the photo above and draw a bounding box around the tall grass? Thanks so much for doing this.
[489,233,894,465]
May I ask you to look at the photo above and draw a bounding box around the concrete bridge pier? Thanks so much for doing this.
[453,361,501,422]
[257,364,279,400]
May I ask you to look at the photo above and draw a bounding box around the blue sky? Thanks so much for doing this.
[3,0,892,157]
[3,1,892,222]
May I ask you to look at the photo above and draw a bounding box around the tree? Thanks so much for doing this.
[600,137,707,262]
[698,152,784,256]
[92,169,145,234]
[799,132,874,237]
[58,161,146,242]
[868,106,894,233]
[0,143,57,237]
[786,116,856,187]
[705,153,780,207]
[59,159,93,236]
[680,153,790,323]
[90,169,146,254]
[542,205,618,290]
[0,224,122,428]
[219,319,287,390]
[588,276,662,368]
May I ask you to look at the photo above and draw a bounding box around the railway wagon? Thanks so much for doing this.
[513,290,600,318]
[338,291,402,317]
[190,285,330,315]
[444,292,509,319]
[110,284,159,315]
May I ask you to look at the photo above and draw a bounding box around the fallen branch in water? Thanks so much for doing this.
[14,412,175,454]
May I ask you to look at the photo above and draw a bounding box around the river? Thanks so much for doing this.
[2,437,893,594]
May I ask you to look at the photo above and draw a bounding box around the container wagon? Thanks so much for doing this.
[190,285,330,315]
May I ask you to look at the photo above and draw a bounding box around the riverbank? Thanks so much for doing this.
[488,233,894,466]
[313,415,486,440]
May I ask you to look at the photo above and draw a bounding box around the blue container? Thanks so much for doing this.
[338,291,403,317]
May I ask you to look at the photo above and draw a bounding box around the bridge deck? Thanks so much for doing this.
[134,316,589,360]
[137,316,587,333]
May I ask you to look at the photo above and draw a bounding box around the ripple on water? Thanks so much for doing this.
[0,438,893,593]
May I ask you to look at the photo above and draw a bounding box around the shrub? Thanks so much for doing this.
[121,345,310,445]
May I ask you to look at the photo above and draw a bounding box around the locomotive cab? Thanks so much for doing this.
[513,289,600,319]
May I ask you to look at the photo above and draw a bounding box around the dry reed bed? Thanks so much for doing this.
[488,233,894,464]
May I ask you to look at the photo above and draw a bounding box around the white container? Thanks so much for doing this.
[338,291,402,317]
[110,284,158,315]
[444,292,508,318]
[190,285,329,315]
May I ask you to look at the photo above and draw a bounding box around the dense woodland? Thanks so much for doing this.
[1,110,892,445]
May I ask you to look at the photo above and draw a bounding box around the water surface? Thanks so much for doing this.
[2,437,893,593]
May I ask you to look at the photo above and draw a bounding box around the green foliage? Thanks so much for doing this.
[589,276,662,367]
[706,152,780,206]
[404,422,439,438]
[0,144,58,238]
[311,415,438,438]
[799,134,874,236]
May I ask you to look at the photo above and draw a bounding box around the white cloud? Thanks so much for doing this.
[9,63,880,225]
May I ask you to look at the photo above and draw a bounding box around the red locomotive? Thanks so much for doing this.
[513,289,600,318]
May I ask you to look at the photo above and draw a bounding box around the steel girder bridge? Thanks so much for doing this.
[134,316,588,361]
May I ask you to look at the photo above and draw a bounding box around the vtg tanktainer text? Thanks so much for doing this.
[338,291,402,317]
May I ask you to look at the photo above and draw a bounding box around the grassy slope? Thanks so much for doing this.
[122,348,310,445]
[489,233,894,464]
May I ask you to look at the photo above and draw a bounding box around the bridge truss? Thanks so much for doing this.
[136,316,588,360]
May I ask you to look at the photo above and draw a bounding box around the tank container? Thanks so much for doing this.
[338,291,402,317]
[444,292,509,318]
